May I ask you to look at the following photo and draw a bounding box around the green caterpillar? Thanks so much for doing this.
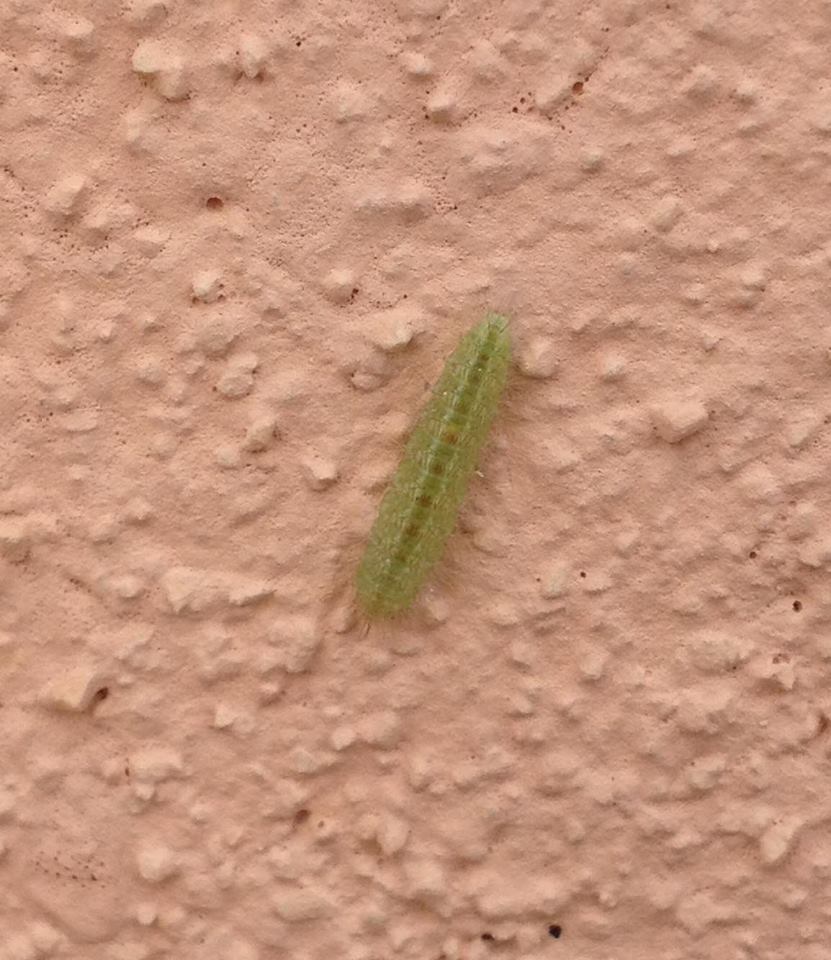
[356,312,511,618]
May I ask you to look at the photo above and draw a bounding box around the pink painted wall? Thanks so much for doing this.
[1,1,829,957]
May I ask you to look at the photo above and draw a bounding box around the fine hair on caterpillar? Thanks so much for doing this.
[355,312,512,619]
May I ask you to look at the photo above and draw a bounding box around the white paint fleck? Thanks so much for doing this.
[38,667,108,713]
[651,399,709,443]
[136,842,180,883]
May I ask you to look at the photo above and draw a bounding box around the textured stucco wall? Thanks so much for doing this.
[2,1,831,958]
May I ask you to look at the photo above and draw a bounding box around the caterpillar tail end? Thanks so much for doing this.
[484,311,509,333]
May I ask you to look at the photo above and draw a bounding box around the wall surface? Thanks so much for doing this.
[2,1,831,958]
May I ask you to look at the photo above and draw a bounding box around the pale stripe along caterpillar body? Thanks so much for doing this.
[356,312,511,618]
